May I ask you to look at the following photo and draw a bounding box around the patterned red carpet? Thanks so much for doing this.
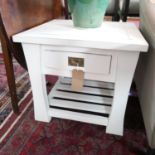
[0,53,32,143]
[0,54,31,126]
[0,96,148,155]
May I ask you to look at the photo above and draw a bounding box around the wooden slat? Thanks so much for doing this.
[57,83,114,96]
[48,108,108,126]
[49,98,111,114]
[61,77,115,89]
[51,90,113,105]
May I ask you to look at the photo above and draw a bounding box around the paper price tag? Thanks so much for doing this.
[71,69,84,91]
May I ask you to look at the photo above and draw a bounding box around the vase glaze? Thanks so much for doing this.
[68,0,109,28]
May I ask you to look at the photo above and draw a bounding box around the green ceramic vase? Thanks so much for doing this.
[68,0,109,28]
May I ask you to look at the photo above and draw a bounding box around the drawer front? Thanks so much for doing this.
[42,51,111,75]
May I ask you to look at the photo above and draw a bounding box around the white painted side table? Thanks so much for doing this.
[13,20,148,136]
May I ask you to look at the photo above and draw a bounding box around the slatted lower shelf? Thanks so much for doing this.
[48,77,114,126]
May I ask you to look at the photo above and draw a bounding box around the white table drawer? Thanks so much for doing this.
[42,50,111,75]
[41,46,117,82]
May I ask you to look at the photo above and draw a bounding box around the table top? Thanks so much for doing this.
[13,20,148,52]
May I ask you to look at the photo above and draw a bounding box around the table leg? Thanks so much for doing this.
[106,52,139,135]
[22,44,51,122]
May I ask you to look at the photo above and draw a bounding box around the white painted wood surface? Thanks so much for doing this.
[57,83,114,96]
[51,90,113,105]
[106,52,139,135]
[13,20,148,52]
[49,78,112,114]
[12,20,148,136]
[42,51,111,74]
[48,108,109,126]
[61,77,115,89]
[41,46,117,83]
[49,99,111,114]
[22,44,51,122]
